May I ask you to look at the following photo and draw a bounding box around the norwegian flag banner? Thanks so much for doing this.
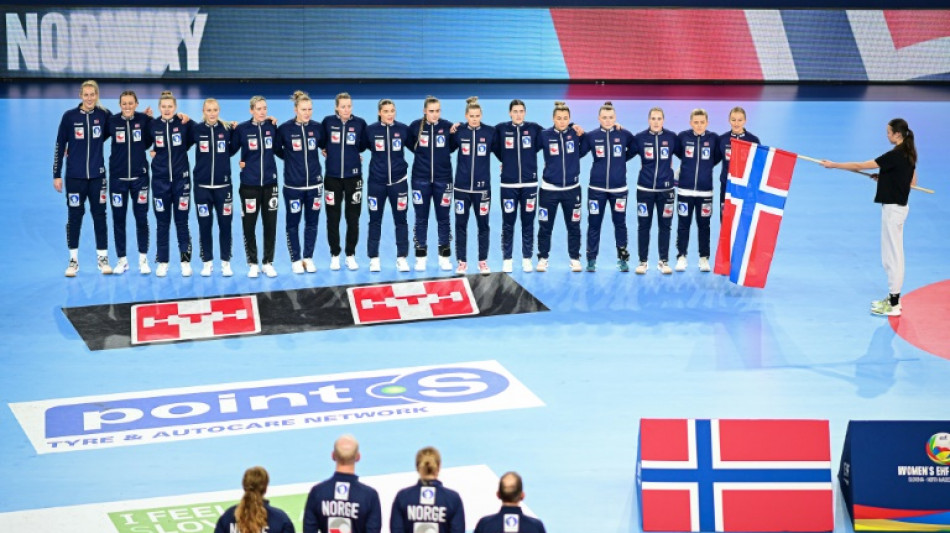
[714,139,797,288]
[637,418,833,532]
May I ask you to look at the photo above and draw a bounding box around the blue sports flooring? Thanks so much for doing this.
[1,82,949,532]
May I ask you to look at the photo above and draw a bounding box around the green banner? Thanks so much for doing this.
[108,494,307,533]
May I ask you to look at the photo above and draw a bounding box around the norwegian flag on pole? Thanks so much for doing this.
[714,139,797,288]
[637,419,834,532]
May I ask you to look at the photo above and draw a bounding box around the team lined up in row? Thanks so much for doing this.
[54,81,759,278]
[216,437,543,533]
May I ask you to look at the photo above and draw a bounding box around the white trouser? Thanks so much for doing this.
[881,203,909,295]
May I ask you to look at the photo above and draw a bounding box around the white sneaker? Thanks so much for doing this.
[635,261,648,275]
[675,256,688,272]
[698,257,711,272]
[345,255,359,270]
[262,263,277,278]
[302,258,317,273]
[456,261,467,274]
[97,255,113,275]
[201,261,213,277]
[292,260,305,274]
[248,264,260,278]
[65,258,79,277]
[330,255,341,271]
[522,258,534,273]
[536,258,549,272]
[414,256,426,272]
[502,259,513,273]
[439,256,452,271]
[570,259,583,272]
[181,261,193,277]
[396,257,410,272]
[657,260,673,275]
[369,257,381,272]
[113,257,129,275]
[221,261,233,277]
[139,256,151,275]
[156,262,169,277]
[478,261,491,274]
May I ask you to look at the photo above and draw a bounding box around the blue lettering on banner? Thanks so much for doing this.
[9,361,543,453]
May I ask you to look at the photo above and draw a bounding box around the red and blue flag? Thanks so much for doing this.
[638,419,833,532]
[714,139,797,288]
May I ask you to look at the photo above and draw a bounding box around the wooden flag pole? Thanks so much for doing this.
[797,154,935,194]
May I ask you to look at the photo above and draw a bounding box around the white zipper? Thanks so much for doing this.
[126,116,131,180]
[166,120,172,182]
[515,123,522,184]
[210,123,216,186]
[693,133,700,192]
[85,112,91,179]
[386,124,392,185]
[429,123,434,183]
[258,123,264,186]
[605,129,611,190]
[469,127,476,190]
[652,133,659,189]
[339,118,346,179]
[560,130,566,187]
[301,123,309,187]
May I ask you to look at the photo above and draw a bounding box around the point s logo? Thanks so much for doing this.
[5,9,207,76]
[10,361,543,453]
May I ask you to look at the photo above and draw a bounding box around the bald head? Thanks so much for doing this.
[497,471,524,504]
[333,434,360,467]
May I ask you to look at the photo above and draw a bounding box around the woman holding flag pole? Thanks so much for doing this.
[820,118,918,317]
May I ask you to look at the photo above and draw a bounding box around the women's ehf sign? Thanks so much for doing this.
[839,421,950,531]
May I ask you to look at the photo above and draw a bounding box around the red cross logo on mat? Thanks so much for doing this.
[131,296,260,344]
[348,279,479,324]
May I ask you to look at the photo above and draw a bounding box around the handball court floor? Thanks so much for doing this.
[0,81,949,532]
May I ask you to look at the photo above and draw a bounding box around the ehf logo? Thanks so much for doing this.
[927,433,950,465]
[436,135,446,148]
[92,125,101,138]
[477,143,487,156]
[660,147,670,159]
[565,140,575,153]
[678,202,688,216]
[290,199,302,214]
[503,514,520,532]
[68,193,81,207]
[420,486,436,505]
[522,136,531,148]
[455,200,464,214]
[112,193,123,207]
[335,482,350,501]
[368,197,378,211]
[197,204,210,217]
[346,132,357,144]
[538,207,548,221]
[392,138,402,150]
[413,191,423,205]
[588,200,600,215]
[154,198,164,212]
[613,144,623,157]
[701,147,711,160]
[503,199,515,213]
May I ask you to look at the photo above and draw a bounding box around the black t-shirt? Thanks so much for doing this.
[874,149,914,206]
